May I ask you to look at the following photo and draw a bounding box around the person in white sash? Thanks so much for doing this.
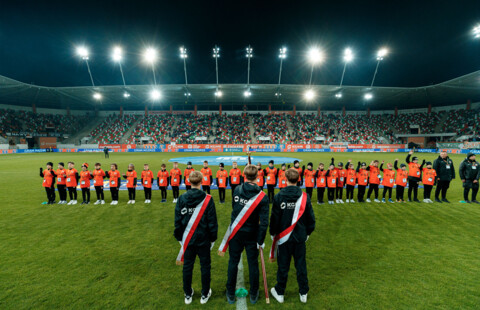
[269,168,315,304]
[219,164,270,304]
[174,171,218,305]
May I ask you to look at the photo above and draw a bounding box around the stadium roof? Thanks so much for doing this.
[1,71,480,111]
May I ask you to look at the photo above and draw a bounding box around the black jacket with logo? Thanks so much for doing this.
[174,188,218,246]
[433,156,455,181]
[231,182,270,245]
[459,159,480,181]
[270,186,315,243]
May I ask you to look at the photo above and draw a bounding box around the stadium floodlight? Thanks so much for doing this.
[370,47,389,87]
[307,47,324,85]
[339,47,354,88]
[93,92,102,100]
[304,89,316,101]
[215,89,223,97]
[243,89,252,98]
[335,92,343,99]
[150,89,161,101]
[474,24,480,38]
[180,46,189,85]
[376,48,388,61]
[213,45,220,86]
[364,93,373,100]
[76,45,95,87]
[123,92,130,98]
[184,92,191,97]
[277,46,287,87]
[246,45,253,86]
[76,46,89,60]
[112,46,123,62]
[143,47,158,85]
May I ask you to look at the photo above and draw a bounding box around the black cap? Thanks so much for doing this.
[187,161,192,165]
[412,156,418,161]
[361,162,367,166]
[307,162,313,167]
[426,161,432,165]
[467,153,475,160]
[219,163,224,167]
[58,162,64,167]
[281,163,286,167]
[269,160,274,164]
[400,163,406,168]
[338,162,344,167]
[47,162,53,166]
[293,160,299,164]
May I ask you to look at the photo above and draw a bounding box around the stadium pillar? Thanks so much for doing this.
[293,105,296,115]
[268,104,271,114]
[317,106,321,116]
[428,104,432,114]
[342,106,346,117]
[367,107,370,117]
[395,107,398,117]
[219,104,222,116]
[194,104,197,116]
[145,106,148,116]
[170,105,173,114]
[120,106,123,117]
[66,107,70,116]
[467,99,471,110]
[32,104,36,114]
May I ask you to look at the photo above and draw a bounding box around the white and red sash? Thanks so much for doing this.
[269,192,307,261]
[176,194,212,265]
[218,191,266,255]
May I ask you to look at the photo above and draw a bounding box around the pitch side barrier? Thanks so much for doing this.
[2,147,479,155]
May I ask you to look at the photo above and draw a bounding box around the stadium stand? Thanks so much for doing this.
[93,115,138,144]
[171,114,215,144]
[125,114,174,144]
[385,112,442,134]
[213,114,251,144]
[441,108,480,135]
[289,114,333,143]
[253,114,291,144]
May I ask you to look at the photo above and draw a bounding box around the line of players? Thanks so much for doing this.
[40,151,480,205]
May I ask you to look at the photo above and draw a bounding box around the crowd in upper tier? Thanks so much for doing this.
[2,108,480,144]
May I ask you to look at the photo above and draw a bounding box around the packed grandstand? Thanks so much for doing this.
[1,105,480,149]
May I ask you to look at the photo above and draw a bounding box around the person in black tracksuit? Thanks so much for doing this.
[459,153,480,204]
[226,165,269,305]
[433,151,455,203]
[270,168,315,303]
[174,171,218,304]
[406,152,422,202]
[57,162,67,203]
[104,147,109,158]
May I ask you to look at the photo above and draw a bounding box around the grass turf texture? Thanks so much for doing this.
[1,152,480,309]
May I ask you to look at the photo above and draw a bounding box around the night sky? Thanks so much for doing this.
[1,0,480,88]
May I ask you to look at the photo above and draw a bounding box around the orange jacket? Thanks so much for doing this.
[422,168,437,186]
[265,167,278,185]
[368,165,381,185]
[327,169,338,188]
[170,168,182,186]
[92,169,105,187]
[66,168,78,187]
[56,168,66,185]
[395,169,408,187]
[408,162,421,178]
[304,169,316,188]
[229,168,242,185]
[382,169,395,188]
[184,168,195,186]
[316,170,327,188]
[108,170,121,188]
[201,167,212,186]
[346,169,357,186]
[256,169,265,187]
[278,170,287,188]
[42,169,55,188]
[357,169,369,186]
[157,170,169,187]
[80,170,93,188]
[125,170,137,188]
[141,170,154,188]
[216,170,228,188]
[336,168,347,187]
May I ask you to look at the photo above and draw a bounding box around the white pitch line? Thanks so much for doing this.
[236,253,248,310]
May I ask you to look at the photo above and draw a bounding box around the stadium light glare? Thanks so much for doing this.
[112,46,123,62]
[150,89,161,101]
[143,47,158,63]
[335,92,343,99]
[180,47,188,59]
[307,47,324,65]
[212,46,220,58]
[93,92,102,100]
[376,48,388,60]
[304,89,316,101]
[123,92,130,98]
[76,46,89,60]
[473,24,480,38]
[245,46,253,58]
[215,90,223,97]
[364,93,373,100]
[243,89,252,97]
[343,48,354,63]
[279,47,287,59]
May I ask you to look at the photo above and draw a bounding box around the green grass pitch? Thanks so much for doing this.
[1,151,480,309]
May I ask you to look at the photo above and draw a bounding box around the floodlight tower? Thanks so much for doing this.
[370,48,388,87]
[473,24,480,38]
[307,47,324,85]
[245,45,253,97]
[278,47,287,85]
[143,47,158,85]
[76,46,95,87]
[213,45,222,97]
[180,47,188,85]
[112,46,130,98]
[336,48,354,99]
